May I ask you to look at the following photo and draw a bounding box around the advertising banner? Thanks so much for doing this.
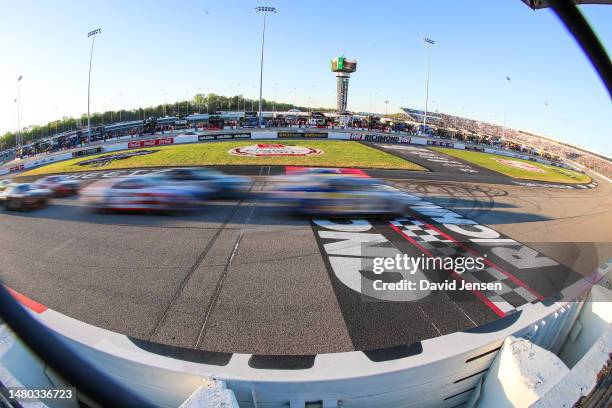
[72,147,103,158]
[128,137,174,149]
[9,164,24,173]
[362,134,411,144]
[427,140,454,148]
[198,133,251,141]
[277,131,328,139]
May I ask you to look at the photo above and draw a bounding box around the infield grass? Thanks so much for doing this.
[21,140,426,176]
[432,147,591,184]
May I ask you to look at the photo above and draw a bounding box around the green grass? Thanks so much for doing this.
[432,147,591,184]
[22,140,426,176]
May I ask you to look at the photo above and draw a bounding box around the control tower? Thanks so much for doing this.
[331,56,357,112]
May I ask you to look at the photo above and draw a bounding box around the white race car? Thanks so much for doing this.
[80,175,209,213]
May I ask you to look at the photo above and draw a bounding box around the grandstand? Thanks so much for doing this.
[3,105,611,179]
[401,106,612,178]
[401,108,443,125]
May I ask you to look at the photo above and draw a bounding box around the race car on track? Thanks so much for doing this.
[0,179,12,192]
[267,175,414,215]
[155,168,253,198]
[79,175,210,213]
[33,175,81,197]
[0,183,51,211]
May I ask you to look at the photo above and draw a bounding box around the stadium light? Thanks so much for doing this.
[255,6,276,127]
[423,37,435,131]
[503,75,512,138]
[86,28,101,143]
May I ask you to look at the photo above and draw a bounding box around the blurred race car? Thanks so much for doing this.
[33,175,81,197]
[155,168,253,198]
[0,179,12,192]
[267,175,414,215]
[79,175,209,213]
[0,183,51,211]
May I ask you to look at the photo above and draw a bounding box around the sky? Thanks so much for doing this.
[1,0,610,155]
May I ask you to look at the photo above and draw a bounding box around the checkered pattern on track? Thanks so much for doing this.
[390,217,539,315]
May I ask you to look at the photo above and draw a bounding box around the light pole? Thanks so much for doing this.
[273,83,278,113]
[385,100,389,117]
[16,75,22,147]
[255,6,276,126]
[503,75,511,138]
[162,89,167,117]
[422,37,435,131]
[87,28,101,143]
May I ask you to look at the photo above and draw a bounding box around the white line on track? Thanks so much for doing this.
[194,232,243,348]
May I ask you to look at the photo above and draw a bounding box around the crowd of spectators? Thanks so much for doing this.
[421,114,611,177]
[508,131,612,177]
[2,113,610,178]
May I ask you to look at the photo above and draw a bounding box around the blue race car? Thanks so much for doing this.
[267,175,413,216]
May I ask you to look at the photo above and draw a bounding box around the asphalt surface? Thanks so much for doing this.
[1,147,610,355]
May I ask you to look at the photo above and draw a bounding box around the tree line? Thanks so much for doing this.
[0,93,333,150]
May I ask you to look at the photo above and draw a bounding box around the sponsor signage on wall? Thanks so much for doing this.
[198,133,251,141]
[72,147,103,158]
[9,164,25,173]
[349,133,412,144]
[355,134,411,144]
[128,137,174,149]
[427,140,454,147]
[277,131,328,139]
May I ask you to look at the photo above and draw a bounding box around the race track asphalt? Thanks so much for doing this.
[1,146,610,356]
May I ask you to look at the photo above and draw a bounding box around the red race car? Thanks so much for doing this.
[33,175,81,197]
